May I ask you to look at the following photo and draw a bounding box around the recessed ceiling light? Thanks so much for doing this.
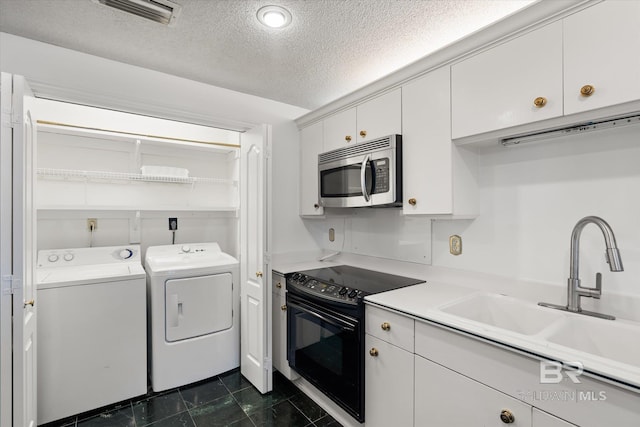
[257,5,292,29]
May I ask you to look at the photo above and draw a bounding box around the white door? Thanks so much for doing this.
[0,73,38,427]
[240,124,272,393]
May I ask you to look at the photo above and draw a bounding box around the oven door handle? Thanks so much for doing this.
[287,300,357,332]
[360,153,371,202]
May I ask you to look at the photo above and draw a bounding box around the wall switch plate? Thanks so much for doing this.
[87,218,97,231]
[449,235,462,255]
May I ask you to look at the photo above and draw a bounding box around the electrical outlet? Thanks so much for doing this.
[87,218,97,231]
[449,235,462,256]
[169,218,178,231]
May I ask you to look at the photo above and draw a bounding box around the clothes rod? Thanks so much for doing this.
[36,120,241,149]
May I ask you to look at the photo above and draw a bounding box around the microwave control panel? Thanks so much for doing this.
[372,158,390,194]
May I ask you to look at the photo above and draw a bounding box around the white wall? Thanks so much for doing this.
[432,125,640,297]
[0,32,319,257]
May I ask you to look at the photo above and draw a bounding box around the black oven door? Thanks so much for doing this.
[286,292,364,422]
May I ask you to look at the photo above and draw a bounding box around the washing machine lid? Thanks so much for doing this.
[37,263,146,289]
[145,242,239,274]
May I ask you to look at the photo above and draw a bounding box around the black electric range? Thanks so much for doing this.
[285,265,425,423]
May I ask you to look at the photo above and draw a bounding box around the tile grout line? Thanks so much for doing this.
[177,389,198,427]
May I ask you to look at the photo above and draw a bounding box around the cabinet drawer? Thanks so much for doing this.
[365,305,414,352]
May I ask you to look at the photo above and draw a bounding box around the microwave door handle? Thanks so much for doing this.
[360,153,371,202]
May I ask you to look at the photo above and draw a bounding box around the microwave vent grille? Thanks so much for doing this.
[318,135,397,164]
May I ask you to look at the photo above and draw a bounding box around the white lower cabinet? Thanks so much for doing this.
[414,355,532,427]
[365,334,413,427]
[533,409,577,427]
[271,272,296,380]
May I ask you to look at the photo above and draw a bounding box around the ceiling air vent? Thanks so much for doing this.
[93,0,182,26]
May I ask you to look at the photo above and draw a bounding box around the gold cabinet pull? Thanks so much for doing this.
[533,97,547,108]
[359,130,367,138]
[24,299,35,308]
[281,305,287,311]
[408,198,417,206]
[276,282,282,288]
[369,348,379,357]
[500,409,515,424]
[580,84,595,97]
[381,322,391,331]
[345,135,352,142]
[256,271,263,278]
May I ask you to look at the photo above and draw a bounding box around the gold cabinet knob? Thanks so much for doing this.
[369,348,379,357]
[276,282,282,288]
[281,305,287,311]
[345,135,352,142]
[381,322,391,331]
[500,409,515,424]
[408,198,417,206]
[24,299,35,308]
[580,84,595,97]
[533,97,547,108]
[359,130,367,137]
[256,271,263,278]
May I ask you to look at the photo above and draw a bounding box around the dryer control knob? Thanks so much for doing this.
[48,254,59,263]
[63,253,74,261]
[119,249,133,259]
[181,245,191,253]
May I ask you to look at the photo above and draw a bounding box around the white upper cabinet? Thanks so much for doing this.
[563,0,640,115]
[451,21,563,139]
[402,67,478,217]
[299,121,324,216]
[323,89,401,151]
[355,89,402,143]
[323,107,356,152]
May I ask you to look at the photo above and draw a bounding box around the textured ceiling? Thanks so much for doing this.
[0,0,535,110]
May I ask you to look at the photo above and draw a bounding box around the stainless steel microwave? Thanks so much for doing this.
[318,134,402,208]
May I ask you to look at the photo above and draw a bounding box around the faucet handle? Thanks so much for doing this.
[593,272,602,299]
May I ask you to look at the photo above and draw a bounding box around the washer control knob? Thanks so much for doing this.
[47,254,59,263]
[63,253,74,261]
[119,249,133,259]
[181,245,191,253]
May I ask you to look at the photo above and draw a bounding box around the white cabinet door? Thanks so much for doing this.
[564,0,640,115]
[451,21,563,139]
[533,409,577,427]
[402,67,453,215]
[365,334,413,427]
[415,355,532,427]
[271,273,297,380]
[356,89,402,143]
[323,107,356,152]
[240,124,272,394]
[299,122,324,216]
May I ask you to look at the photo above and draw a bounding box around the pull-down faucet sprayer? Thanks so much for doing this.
[539,216,623,320]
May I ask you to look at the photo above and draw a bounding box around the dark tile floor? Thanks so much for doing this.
[41,369,343,427]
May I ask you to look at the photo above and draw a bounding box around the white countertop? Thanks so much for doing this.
[273,251,640,392]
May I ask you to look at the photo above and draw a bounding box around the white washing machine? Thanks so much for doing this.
[145,242,240,392]
[36,245,147,425]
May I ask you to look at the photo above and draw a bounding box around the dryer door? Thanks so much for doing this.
[165,273,233,342]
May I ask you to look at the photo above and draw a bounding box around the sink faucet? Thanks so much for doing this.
[539,216,623,320]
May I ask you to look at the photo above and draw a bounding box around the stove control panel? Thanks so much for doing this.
[287,272,363,304]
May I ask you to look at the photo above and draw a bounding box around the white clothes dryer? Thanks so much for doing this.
[36,245,147,425]
[145,242,240,392]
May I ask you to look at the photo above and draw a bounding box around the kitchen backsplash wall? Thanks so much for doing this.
[303,208,432,264]
[432,125,640,296]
